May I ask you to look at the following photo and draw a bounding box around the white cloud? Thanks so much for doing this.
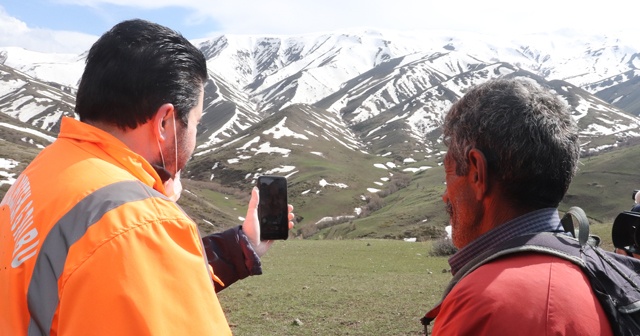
[0,7,97,53]
[179,0,638,37]
[1,0,637,53]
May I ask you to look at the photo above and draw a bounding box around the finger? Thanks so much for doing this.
[288,221,295,229]
[246,187,259,218]
[288,204,294,212]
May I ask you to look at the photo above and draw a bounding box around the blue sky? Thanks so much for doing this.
[0,0,635,54]
[1,0,220,38]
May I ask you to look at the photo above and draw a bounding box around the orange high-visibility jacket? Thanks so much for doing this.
[1,117,250,335]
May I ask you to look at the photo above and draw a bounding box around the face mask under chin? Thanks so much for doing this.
[164,170,182,202]
[154,112,182,202]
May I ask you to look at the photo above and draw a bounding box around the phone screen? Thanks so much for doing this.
[257,175,289,240]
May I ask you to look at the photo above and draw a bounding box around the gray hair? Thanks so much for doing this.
[443,78,580,208]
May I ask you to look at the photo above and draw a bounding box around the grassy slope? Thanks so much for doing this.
[2,111,638,243]
[322,144,640,241]
[182,143,640,241]
[184,145,393,235]
[186,104,405,233]
[320,166,449,240]
[218,225,617,336]
[561,144,640,224]
[218,239,449,336]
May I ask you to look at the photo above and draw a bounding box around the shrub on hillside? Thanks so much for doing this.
[430,238,458,256]
[379,172,411,197]
[298,224,318,239]
[367,194,385,212]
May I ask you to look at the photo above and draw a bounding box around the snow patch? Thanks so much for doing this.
[0,122,55,142]
[264,166,297,175]
[403,166,432,173]
[0,158,19,186]
[319,179,348,188]
[254,142,291,156]
[263,117,309,140]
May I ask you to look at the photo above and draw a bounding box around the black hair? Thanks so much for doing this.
[75,19,207,129]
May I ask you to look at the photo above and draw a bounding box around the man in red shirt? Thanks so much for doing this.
[425,78,613,335]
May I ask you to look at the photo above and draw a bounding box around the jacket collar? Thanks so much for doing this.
[57,116,167,193]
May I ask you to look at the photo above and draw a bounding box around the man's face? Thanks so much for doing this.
[442,151,483,249]
[167,86,203,175]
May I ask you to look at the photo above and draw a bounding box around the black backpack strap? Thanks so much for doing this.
[448,230,640,309]
[561,206,590,246]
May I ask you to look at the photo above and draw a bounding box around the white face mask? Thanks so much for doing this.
[158,112,182,202]
[166,170,182,202]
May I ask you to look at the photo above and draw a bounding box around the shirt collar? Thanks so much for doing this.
[448,208,562,275]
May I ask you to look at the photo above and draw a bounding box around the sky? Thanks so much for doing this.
[0,0,635,54]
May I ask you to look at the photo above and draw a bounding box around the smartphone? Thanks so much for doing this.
[257,175,289,240]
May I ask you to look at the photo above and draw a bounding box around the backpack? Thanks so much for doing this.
[421,207,640,336]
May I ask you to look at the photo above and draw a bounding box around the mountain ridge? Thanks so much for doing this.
[1,29,640,239]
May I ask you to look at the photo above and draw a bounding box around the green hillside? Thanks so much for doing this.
[561,144,640,223]
[2,119,639,243]
[182,142,640,241]
[185,104,410,233]
[317,144,640,241]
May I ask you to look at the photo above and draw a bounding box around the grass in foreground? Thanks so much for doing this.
[218,223,617,336]
[218,239,450,336]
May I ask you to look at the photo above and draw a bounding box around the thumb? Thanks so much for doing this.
[243,187,260,247]
[243,187,272,257]
[246,187,259,224]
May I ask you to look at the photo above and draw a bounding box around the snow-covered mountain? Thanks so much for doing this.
[3,28,638,148]
[2,29,640,233]
[0,63,75,134]
[0,47,84,88]
[188,29,640,156]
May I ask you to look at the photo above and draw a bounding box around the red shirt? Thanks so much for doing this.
[432,253,613,335]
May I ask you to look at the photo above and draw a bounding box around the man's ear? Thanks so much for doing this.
[152,103,175,143]
[467,148,488,201]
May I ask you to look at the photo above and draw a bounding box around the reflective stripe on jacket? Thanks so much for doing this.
[1,117,232,335]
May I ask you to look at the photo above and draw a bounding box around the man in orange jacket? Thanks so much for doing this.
[0,19,293,335]
[423,78,613,335]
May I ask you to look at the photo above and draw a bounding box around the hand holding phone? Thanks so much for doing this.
[257,175,289,240]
